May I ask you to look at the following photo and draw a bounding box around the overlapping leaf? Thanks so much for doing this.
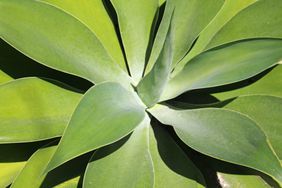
[0,0,131,88]
[162,39,282,101]
[45,82,146,173]
[0,78,81,143]
[149,104,282,184]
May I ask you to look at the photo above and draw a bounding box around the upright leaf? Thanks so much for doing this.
[174,0,258,73]
[45,82,146,173]
[214,65,282,100]
[41,0,127,71]
[137,17,173,107]
[0,0,131,87]
[222,95,282,161]
[161,39,282,101]
[149,105,282,184]
[169,0,224,67]
[0,78,81,143]
[110,0,158,82]
[83,115,154,188]
[208,0,282,49]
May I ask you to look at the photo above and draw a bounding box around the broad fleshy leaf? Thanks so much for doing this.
[161,39,282,101]
[0,0,131,88]
[45,82,146,173]
[149,123,206,188]
[110,0,158,82]
[11,144,88,188]
[149,104,282,183]
[137,17,173,107]
[169,0,224,67]
[83,115,154,188]
[222,95,282,161]
[174,0,258,72]
[0,78,81,143]
[207,0,282,49]
[214,65,282,100]
[0,143,43,187]
[41,0,127,71]
[84,116,205,188]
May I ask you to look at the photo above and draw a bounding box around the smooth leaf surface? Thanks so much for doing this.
[12,144,88,188]
[0,69,12,84]
[46,82,146,173]
[207,0,282,49]
[174,0,258,73]
[111,0,158,82]
[0,142,43,187]
[41,0,127,71]
[161,39,282,101]
[149,123,206,188]
[169,0,224,67]
[149,105,282,183]
[214,65,282,100]
[0,78,81,143]
[222,95,282,160]
[137,17,173,107]
[0,0,131,88]
[83,115,154,188]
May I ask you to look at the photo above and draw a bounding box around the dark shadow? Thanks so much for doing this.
[102,0,131,76]
[0,39,93,91]
[151,120,206,186]
[41,151,92,188]
[89,134,130,162]
[172,91,219,104]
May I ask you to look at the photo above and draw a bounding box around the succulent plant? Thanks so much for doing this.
[0,0,282,187]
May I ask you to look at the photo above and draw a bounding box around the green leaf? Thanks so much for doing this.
[149,123,206,188]
[40,0,127,71]
[45,82,146,173]
[0,142,43,187]
[207,0,282,49]
[161,39,282,101]
[110,0,158,82]
[83,115,154,188]
[0,0,131,88]
[137,16,173,107]
[222,95,282,161]
[174,0,258,73]
[169,0,224,67]
[214,65,282,100]
[11,144,88,188]
[149,104,282,184]
[0,69,12,84]
[83,116,205,188]
[0,78,81,143]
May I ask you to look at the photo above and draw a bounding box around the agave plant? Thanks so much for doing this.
[1,0,282,187]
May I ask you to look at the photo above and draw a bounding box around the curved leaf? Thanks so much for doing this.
[149,123,206,188]
[137,18,173,107]
[0,78,81,143]
[214,65,282,100]
[0,142,43,187]
[170,0,224,67]
[11,144,88,188]
[149,105,282,184]
[83,115,154,188]
[45,82,146,173]
[222,95,282,161]
[41,0,126,71]
[207,0,282,49]
[161,39,282,101]
[0,0,131,88]
[110,0,158,82]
